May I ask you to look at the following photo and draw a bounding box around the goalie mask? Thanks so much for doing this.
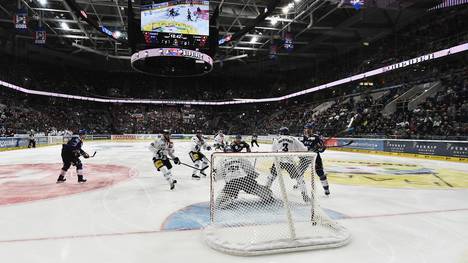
[223,145,233,153]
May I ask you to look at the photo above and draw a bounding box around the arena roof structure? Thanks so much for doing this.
[0,0,445,71]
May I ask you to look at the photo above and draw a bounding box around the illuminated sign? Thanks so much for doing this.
[1,43,467,106]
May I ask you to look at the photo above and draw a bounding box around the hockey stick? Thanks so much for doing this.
[323,114,357,143]
[84,151,97,158]
[326,140,354,148]
[169,158,207,171]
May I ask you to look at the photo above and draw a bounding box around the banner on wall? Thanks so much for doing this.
[34,27,47,45]
[283,32,294,53]
[340,138,384,151]
[445,142,468,158]
[0,138,29,148]
[14,9,28,31]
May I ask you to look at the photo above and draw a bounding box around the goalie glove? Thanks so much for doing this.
[173,157,180,165]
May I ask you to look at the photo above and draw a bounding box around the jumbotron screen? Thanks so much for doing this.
[141,0,209,36]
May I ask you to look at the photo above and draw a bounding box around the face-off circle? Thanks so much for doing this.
[131,48,213,77]
[0,163,137,206]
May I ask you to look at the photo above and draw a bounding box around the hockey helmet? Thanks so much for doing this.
[279,127,289,135]
[235,134,242,140]
[304,123,315,129]
[223,145,233,153]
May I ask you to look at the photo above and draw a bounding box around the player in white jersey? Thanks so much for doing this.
[266,127,311,202]
[213,130,225,151]
[149,130,180,190]
[189,130,211,179]
[214,146,274,209]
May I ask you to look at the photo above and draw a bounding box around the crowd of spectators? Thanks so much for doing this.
[297,71,467,139]
[1,64,466,139]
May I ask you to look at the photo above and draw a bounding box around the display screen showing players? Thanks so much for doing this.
[141,0,209,36]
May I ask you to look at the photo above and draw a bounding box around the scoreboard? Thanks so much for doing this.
[140,0,209,51]
[143,32,208,50]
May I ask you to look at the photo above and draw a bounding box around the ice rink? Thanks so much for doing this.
[1,140,467,263]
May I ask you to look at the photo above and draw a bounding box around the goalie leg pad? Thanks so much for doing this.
[298,156,312,175]
[281,162,301,179]
[215,192,235,209]
[251,184,274,201]
[223,178,243,199]
[266,164,278,188]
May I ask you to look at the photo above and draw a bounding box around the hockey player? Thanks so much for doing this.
[189,130,211,179]
[213,130,225,151]
[149,130,180,190]
[300,123,330,195]
[57,130,90,183]
[230,134,251,153]
[251,133,259,148]
[214,146,274,209]
[187,9,193,21]
[266,127,311,202]
[28,130,36,148]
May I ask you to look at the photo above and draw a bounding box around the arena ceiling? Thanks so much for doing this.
[0,0,443,71]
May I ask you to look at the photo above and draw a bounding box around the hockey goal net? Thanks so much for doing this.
[203,152,350,256]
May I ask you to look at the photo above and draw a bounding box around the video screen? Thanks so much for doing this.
[141,0,209,36]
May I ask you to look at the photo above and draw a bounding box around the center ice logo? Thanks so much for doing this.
[0,163,137,206]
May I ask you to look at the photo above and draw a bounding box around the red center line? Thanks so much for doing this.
[1,208,467,244]
[0,228,195,244]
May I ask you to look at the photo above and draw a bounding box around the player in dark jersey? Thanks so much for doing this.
[251,133,259,148]
[57,130,90,183]
[230,134,251,153]
[187,9,193,21]
[300,123,330,195]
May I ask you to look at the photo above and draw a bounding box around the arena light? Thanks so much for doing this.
[113,31,122,39]
[37,0,48,6]
[269,16,279,25]
[0,43,467,106]
[60,22,70,31]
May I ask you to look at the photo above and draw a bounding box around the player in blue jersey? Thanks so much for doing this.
[57,130,90,183]
[300,123,330,195]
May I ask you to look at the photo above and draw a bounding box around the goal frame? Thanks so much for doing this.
[205,151,351,256]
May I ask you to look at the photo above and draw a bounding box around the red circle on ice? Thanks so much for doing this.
[0,163,137,205]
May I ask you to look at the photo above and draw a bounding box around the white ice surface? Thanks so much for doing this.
[0,141,467,263]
